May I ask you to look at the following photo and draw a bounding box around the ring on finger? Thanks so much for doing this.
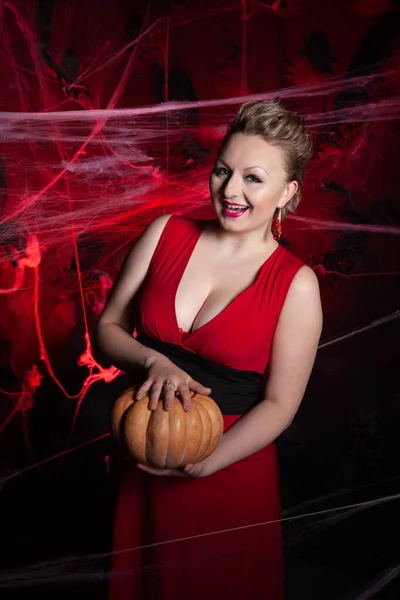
[163,378,176,392]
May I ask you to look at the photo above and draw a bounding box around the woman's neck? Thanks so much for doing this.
[207,218,278,260]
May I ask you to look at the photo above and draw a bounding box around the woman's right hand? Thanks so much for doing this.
[135,355,211,412]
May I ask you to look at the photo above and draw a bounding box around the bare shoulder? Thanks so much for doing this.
[124,214,172,261]
[147,213,173,233]
[280,265,322,327]
[97,214,173,328]
[138,213,173,247]
[289,265,320,296]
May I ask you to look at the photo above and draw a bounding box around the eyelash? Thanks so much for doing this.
[246,174,262,183]
[213,167,261,183]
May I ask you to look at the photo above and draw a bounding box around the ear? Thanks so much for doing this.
[279,180,298,208]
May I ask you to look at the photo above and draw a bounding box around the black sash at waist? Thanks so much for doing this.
[136,333,263,415]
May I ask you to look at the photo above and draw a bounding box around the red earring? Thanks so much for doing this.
[272,206,282,241]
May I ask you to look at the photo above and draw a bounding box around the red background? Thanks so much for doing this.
[0,1,399,598]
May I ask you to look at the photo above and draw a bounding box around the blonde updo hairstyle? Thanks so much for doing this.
[220,99,313,220]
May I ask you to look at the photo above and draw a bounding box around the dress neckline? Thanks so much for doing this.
[174,221,281,339]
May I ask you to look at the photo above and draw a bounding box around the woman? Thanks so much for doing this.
[96,99,323,599]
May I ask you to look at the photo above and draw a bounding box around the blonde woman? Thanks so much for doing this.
[96,99,323,599]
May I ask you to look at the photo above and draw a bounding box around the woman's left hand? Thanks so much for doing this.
[137,460,209,478]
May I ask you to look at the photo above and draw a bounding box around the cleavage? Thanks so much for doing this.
[175,254,264,334]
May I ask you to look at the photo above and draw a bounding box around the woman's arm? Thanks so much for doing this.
[95,214,173,372]
[188,265,323,477]
[95,214,211,410]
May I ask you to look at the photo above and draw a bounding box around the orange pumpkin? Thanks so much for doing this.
[111,386,224,468]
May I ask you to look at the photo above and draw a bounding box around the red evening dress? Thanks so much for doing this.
[109,215,304,600]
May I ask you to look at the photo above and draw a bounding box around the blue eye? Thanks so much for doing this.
[213,167,229,176]
[246,175,261,183]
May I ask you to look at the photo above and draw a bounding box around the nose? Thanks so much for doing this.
[223,172,242,199]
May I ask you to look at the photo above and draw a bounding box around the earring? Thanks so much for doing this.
[272,206,282,241]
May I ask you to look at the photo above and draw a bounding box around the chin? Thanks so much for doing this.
[216,215,249,233]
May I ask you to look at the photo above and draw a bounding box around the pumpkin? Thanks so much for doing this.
[110,386,224,468]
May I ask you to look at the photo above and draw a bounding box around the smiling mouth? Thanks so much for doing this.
[222,201,249,213]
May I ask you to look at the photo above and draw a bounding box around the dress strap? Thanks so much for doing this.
[147,215,203,279]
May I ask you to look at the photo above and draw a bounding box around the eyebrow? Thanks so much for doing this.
[217,158,269,175]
